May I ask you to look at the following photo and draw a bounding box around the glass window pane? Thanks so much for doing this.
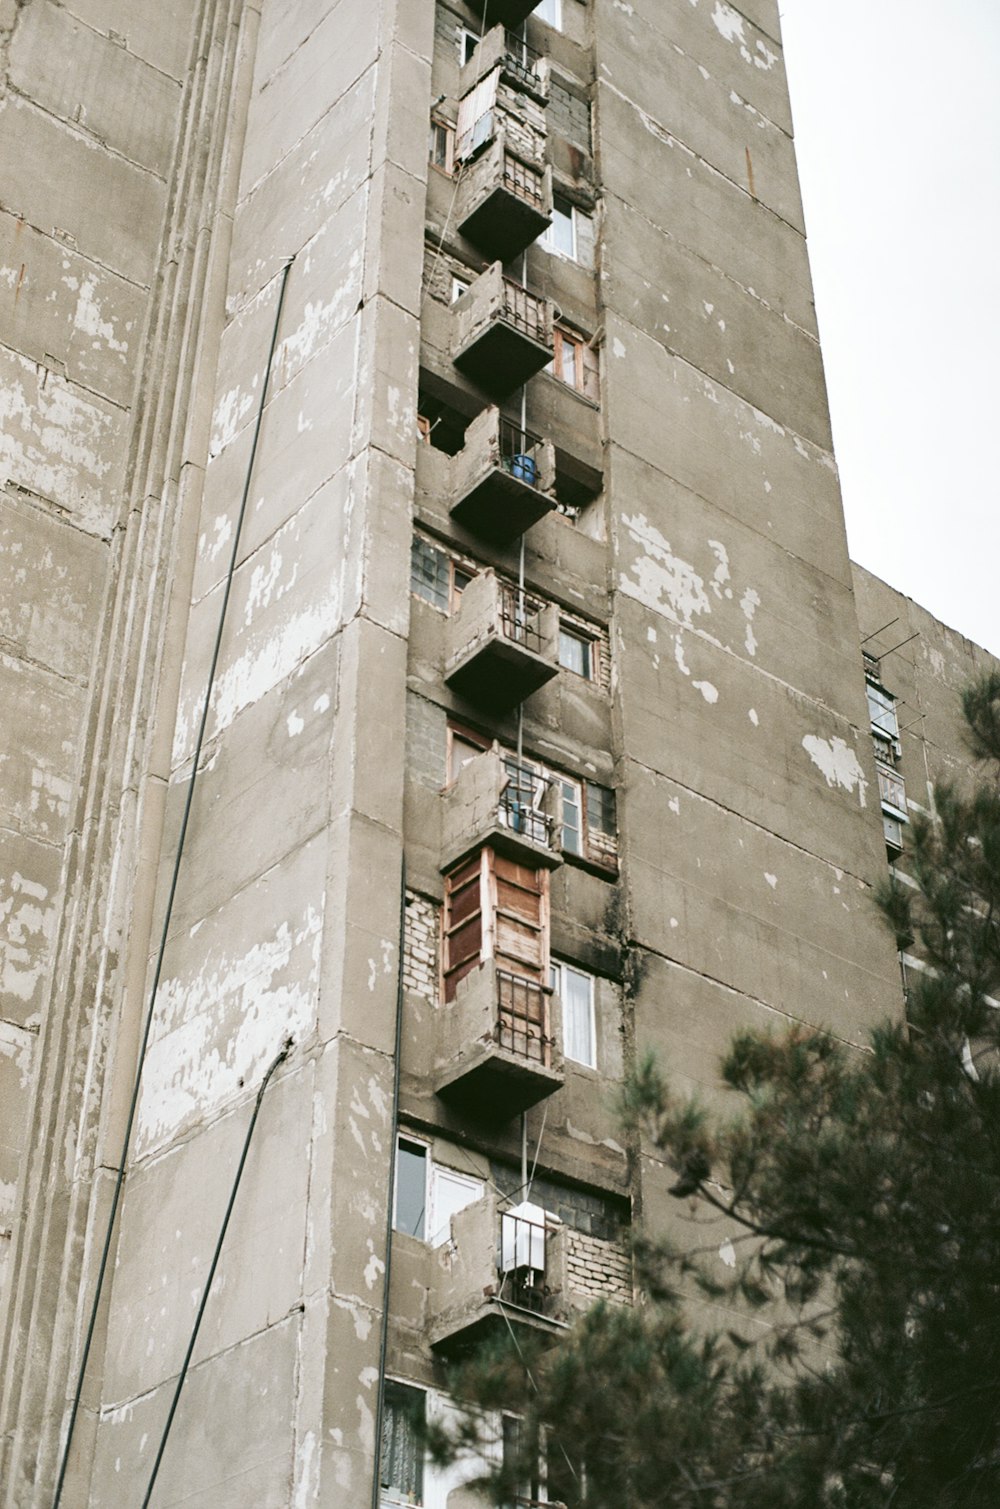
[561,964,595,1068]
[546,196,575,258]
[558,334,578,386]
[428,1167,483,1247]
[559,628,591,676]
[866,682,898,739]
[410,537,449,610]
[535,0,562,29]
[381,1381,425,1502]
[586,781,616,837]
[560,779,582,853]
[394,1139,427,1239]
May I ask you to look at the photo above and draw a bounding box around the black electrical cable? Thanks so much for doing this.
[140,1038,292,1506]
[370,860,408,1509]
[51,255,295,1509]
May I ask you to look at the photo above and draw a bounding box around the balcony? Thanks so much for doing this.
[453,263,554,398]
[462,27,549,107]
[464,0,540,28]
[450,407,556,543]
[435,959,564,1117]
[428,1191,576,1355]
[456,133,553,263]
[445,569,559,713]
[442,746,563,872]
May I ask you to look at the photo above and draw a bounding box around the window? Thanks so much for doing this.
[428,118,455,175]
[877,760,907,860]
[427,1164,483,1247]
[458,26,479,65]
[381,1381,425,1506]
[394,1137,484,1247]
[551,960,596,1068]
[442,850,550,1005]
[534,0,563,29]
[558,624,594,677]
[542,194,580,260]
[410,536,473,613]
[548,325,600,401]
[394,1137,428,1239]
[451,276,471,303]
[866,679,899,744]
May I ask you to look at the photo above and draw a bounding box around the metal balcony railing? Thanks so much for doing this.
[502,278,549,344]
[499,760,557,850]
[502,28,544,89]
[497,416,545,486]
[502,152,546,210]
[497,579,547,653]
[496,970,554,1067]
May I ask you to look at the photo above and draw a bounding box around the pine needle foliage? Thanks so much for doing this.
[438,674,1000,1508]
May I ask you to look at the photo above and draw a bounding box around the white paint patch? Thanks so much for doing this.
[802,736,868,806]
[674,634,691,676]
[612,337,627,358]
[292,1432,319,1509]
[764,873,777,889]
[668,797,681,814]
[73,276,128,354]
[711,1,746,44]
[670,917,679,928]
[748,708,759,726]
[287,710,305,737]
[313,692,331,714]
[718,1239,736,1268]
[693,679,719,704]
[646,626,657,642]
[619,513,711,628]
[741,586,760,656]
[707,539,730,598]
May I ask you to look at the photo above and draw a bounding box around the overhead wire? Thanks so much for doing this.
[139,1039,292,1507]
[50,254,295,1509]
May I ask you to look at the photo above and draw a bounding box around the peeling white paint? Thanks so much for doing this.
[748,708,759,726]
[619,513,711,627]
[612,337,627,358]
[72,276,128,355]
[674,634,691,676]
[718,1239,736,1268]
[802,735,868,806]
[293,1432,318,1509]
[313,692,331,714]
[287,710,304,737]
[741,586,760,656]
[707,540,730,597]
[668,797,681,814]
[764,873,777,889]
[693,679,718,704]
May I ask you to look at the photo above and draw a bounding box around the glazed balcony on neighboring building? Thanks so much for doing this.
[444,569,559,712]
[428,1191,573,1355]
[456,132,553,263]
[461,26,549,106]
[450,406,556,543]
[435,958,564,1116]
[452,263,554,397]
[442,745,563,872]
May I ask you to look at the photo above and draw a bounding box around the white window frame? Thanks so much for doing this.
[393,1134,430,1240]
[451,275,471,303]
[550,959,597,1069]
[542,194,580,262]
[381,1379,427,1508]
[534,0,563,30]
[458,26,480,65]
[558,623,595,678]
[427,1164,484,1248]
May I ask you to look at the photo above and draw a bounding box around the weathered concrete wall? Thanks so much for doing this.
[589,0,903,1308]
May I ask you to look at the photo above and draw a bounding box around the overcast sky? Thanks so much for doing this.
[777,0,1000,657]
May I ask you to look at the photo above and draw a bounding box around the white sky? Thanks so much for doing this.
[777,0,1000,657]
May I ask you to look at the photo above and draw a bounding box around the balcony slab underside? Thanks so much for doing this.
[435,1043,564,1117]
[429,1296,565,1356]
[453,320,553,397]
[445,634,557,711]
[458,184,551,265]
[450,464,554,544]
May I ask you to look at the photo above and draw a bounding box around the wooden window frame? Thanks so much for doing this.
[549,324,599,401]
[428,116,456,176]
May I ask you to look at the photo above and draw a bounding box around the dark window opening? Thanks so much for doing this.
[416,390,470,456]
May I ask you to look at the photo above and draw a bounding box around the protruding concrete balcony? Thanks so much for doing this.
[465,0,540,29]
[462,27,549,107]
[456,133,553,263]
[429,1191,574,1355]
[435,960,563,1117]
[453,264,554,398]
[450,406,556,544]
[442,747,563,872]
[444,569,559,713]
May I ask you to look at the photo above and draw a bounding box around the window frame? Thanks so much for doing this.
[380,1379,426,1507]
[548,324,599,401]
[428,116,456,176]
[458,25,480,65]
[550,959,597,1069]
[393,1135,429,1241]
[542,194,579,261]
[558,622,596,679]
[410,536,475,614]
[534,0,563,30]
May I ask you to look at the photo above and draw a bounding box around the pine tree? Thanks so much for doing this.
[440,673,1000,1508]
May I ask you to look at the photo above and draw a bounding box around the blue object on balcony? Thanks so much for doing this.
[510,453,537,486]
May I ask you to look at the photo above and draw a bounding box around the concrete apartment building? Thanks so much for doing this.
[0,0,995,1504]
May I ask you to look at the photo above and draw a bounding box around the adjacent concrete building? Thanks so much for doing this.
[0,0,995,1504]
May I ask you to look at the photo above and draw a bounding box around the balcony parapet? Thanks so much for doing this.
[460,26,549,107]
[429,1191,579,1355]
[442,746,563,873]
[456,131,553,263]
[453,263,554,398]
[450,405,556,543]
[444,568,559,712]
[435,959,564,1117]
